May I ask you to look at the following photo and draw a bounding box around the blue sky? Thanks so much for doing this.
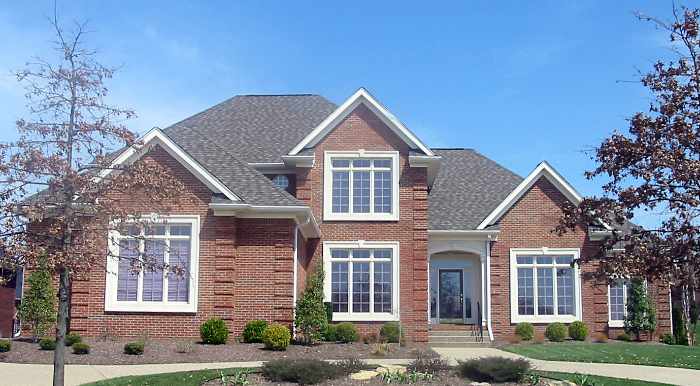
[0,1,680,227]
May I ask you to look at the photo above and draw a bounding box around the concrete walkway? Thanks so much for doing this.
[433,347,700,386]
[1,349,699,386]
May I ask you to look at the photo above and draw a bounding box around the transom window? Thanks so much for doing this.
[105,216,199,313]
[323,151,399,221]
[510,248,581,323]
[324,241,399,322]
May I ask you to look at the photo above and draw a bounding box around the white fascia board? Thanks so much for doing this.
[428,229,500,241]
[288,88,434,157]
[281,155,315,168]
[477,161,582,230]
[209,203,320,238]
[408,155,442,186]
[96,128,241,202]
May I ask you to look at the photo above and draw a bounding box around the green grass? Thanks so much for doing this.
[82,367,253,386]
[535,371,673,386]
[503,341,700,369]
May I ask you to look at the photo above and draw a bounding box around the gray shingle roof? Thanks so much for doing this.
[428,149,523,230]
[165,95,337,163]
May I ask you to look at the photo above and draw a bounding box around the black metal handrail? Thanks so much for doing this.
[471,301,484,342]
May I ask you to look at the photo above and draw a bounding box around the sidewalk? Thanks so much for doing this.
[433,347,700,386]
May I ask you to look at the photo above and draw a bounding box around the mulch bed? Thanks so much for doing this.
[0,338,425,365]
[203,372,523,386]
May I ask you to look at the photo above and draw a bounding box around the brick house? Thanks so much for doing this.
[16,88,671,343]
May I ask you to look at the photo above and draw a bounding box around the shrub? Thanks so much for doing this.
[457,357,531,382]
[294,266,328,345]
[545,322,567,342]
[200,318,229,345]
[617,332,632,342]
[18,259,56,342]
[39,338,56,350]
[262,358,344,384]
[72,342,90,355]
[660,333,676,345]
[335,322,358,343]
[514,322,534,341]
[334,358,366,374]
[262,323,291,351]
[568,321,588,341]
[322,324,337,342]
[65,332,82,347]
[380,321,402,343]
[0,340,11,352]
[408,350,449,375]
[672,305,689,346]
[624,278,656,340]
[124,341,145,355]
[242,320,268,343]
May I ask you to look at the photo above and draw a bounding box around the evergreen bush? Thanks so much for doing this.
[200,318,229,345]
[18,259,56,342]
[294,266,328,345]
[262,323,291,351]
[242,320,268,343]
[514,322,534,341]
[624,278,656,340]
[544,322,567,342]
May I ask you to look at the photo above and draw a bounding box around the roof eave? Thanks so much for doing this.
[209,203,320,238]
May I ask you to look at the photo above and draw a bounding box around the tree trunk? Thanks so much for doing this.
[52,266,69,386]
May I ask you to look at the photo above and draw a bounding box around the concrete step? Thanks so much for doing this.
[429,341,491,348]
[428,335,484,344]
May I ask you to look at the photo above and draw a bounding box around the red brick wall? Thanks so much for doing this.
[295,104,429,342]
[490,176,671,341]
[65,146,296,338]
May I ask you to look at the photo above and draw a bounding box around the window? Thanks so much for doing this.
[271,175,290,191]
[323,151,399,221]
[105,215,199,313]
[323,241,399,321]
[509,248,581,323]
[609,280,631,327]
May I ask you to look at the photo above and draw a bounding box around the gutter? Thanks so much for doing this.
[486,237,495,342]
[428,229,500,240]
[209,203,320,238]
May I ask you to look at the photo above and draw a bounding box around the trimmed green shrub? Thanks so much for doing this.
[200,318,229,345]
[335,322,358,343]
[660,333,676,345]
[568,321,588,341]
[380,322,402,343]
[242,320,268,343]
[624,278,656,340]
[457,357,531,382]
[0,340,11,352]
[672,305,689,345]
[545,322,567,342]
[39,338,56,350]
[124,341,145,355]
[262,359,346,384]
[65,332,82,347]
[262,323,291,351]
[514,322,534,341]
[294,266,328,345]
[72,342,90,355]
[18,259,56,341]
[617,332,632,342]
[322,324,337,342]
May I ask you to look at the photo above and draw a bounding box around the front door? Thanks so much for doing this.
[438,269,463,323]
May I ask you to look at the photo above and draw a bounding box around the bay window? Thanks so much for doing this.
[106,215,199,313]
[323,151,399,221]
[510,248,582,323]
[324,241,399,321]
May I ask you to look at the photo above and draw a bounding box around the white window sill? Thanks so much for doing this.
[608,320,624,328]
[105,301,197,313]
[331,312,399,322]
[511,314,580,324]
[324,213,399,222]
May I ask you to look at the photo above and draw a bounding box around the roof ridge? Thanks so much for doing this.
[431,147,473,151]
[239,93,319,97]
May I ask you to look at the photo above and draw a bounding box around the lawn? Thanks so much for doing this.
[83,367,252,386]
[503,341,700,369]
[536,371,673,386]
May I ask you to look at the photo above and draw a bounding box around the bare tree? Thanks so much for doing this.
[0,13,185,386]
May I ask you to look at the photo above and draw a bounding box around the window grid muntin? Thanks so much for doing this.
[609,280,629,321]
[514,254,576,318]
[329,158,393,215]
[328,247,393,316]
[115,223,193,304]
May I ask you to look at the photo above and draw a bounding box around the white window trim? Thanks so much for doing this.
[509,248,583,324]
[323,240,400,322]
[607,280,630,328]
[105,215,200,313]
[323,150,400,221]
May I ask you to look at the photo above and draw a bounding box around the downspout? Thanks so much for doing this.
[292,225,299,338]
[486,238,494,342]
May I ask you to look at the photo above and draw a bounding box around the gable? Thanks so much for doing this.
[288,88,434,156]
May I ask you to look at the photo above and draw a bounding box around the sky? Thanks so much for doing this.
[0,1,685,228]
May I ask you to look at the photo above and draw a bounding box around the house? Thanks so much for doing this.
[27,88,670,343]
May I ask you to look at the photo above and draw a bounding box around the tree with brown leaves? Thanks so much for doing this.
[0,14,185,386]
[557,5,700,345]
